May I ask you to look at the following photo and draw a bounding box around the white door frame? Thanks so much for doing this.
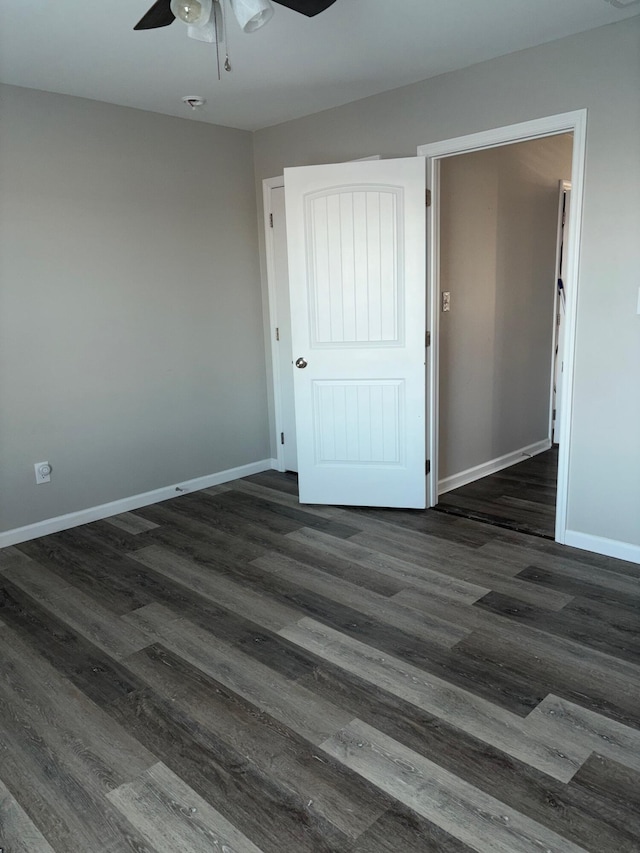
[418,109,587,544]
[262,175,287,471]
[550,179,572,443]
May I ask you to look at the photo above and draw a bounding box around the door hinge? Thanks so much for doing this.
[275,327,280,341]
[553,408,556,420]
[269,213,274,228]
[425,330,431,347]
[425,460,431,475]
[280,432,285,445]
[425,189,432,207]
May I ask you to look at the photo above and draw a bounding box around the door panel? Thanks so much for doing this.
[284,157,426,507]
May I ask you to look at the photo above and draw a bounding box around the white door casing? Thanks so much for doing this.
[270,185,298,471]
[418,109,588,543]
[552,180,571,443]
[284,157,427,507]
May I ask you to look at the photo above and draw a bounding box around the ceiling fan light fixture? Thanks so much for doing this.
[186,0,223,42]
[229,0,274,33]
[170,0,212,26]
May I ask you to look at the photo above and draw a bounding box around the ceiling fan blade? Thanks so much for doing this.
[134,0,175,30]
[272,0,337,17]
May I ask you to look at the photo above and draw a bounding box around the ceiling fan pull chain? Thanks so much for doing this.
[214,2,222,79]
[222,0,232,71]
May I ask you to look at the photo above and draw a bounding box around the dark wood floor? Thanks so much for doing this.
[1,469,639,852]
[437,446,558,539]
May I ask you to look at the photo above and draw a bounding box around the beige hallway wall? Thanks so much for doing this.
[438,135,573,481]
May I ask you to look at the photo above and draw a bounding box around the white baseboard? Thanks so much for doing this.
[564,530,640,566]
[0,459,274,549]
[438,438,551,495]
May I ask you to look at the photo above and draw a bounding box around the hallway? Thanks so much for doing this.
[436,447,558,539]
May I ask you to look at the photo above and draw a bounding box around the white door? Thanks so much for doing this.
[284,157,427,507]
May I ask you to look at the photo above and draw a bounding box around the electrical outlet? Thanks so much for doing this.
[442,291,451,312]
[34,461,52,484]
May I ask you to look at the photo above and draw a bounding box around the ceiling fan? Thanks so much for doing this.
[135,0,337,82]
[134,0,337,33]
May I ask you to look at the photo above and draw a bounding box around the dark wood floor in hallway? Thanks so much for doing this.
[436,446,559,539]
[1,469,639,852]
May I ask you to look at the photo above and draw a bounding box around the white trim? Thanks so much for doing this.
[263,175,286,472]
[0,459,273,549]
[438,439,551,495]
[564,531,640,566]
[549,179,572,443]
[418,109,588,547]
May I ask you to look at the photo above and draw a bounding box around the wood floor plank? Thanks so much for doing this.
[123,603,352,745]
[0,778,56,853]
[16,533,154,615]
[480,540,640,589]
[392,586,640,714]
[0,626,157,851]
[250,551,469,647]
[107,761,265,853]
[347,528,574,610]
[569,754,640,840]
[0,699,153,853]
[0,739,111,853]
[128,541,467,673]
[134,502,264,566]
[1,557,150,659]
[109,685,353,853]
[125,643,389,840]
[0,545,35,572]
[352,803,476,853]
[295,664,637,852]
[475,590,640,665]
[295,621,547,717]
[516,563,640,611]
[454,626,640,728]
[141,500,408,597]
[103,511,160,535]
[279,617,586,782]
[321,719,588,853]
[220,489,362,540]
[130,544,302,632]
[0,580,147,707]
[333,500,512,548]
[287,527,490,604]
[525,694,640,777]
[0,625,155,788]
[233,479,338,517]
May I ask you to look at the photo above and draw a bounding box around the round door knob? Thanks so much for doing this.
[295,357,308,369]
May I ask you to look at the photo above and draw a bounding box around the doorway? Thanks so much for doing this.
[418,109,588,545]
[431,135,573,539]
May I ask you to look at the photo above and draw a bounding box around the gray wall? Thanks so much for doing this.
[0,84,269,533]
[439,135,573,481]
[253,19,640,548]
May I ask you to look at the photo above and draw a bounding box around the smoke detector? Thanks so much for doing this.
[182,95,206,109]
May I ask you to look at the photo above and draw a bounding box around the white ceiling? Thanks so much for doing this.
[0,0,638,131]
